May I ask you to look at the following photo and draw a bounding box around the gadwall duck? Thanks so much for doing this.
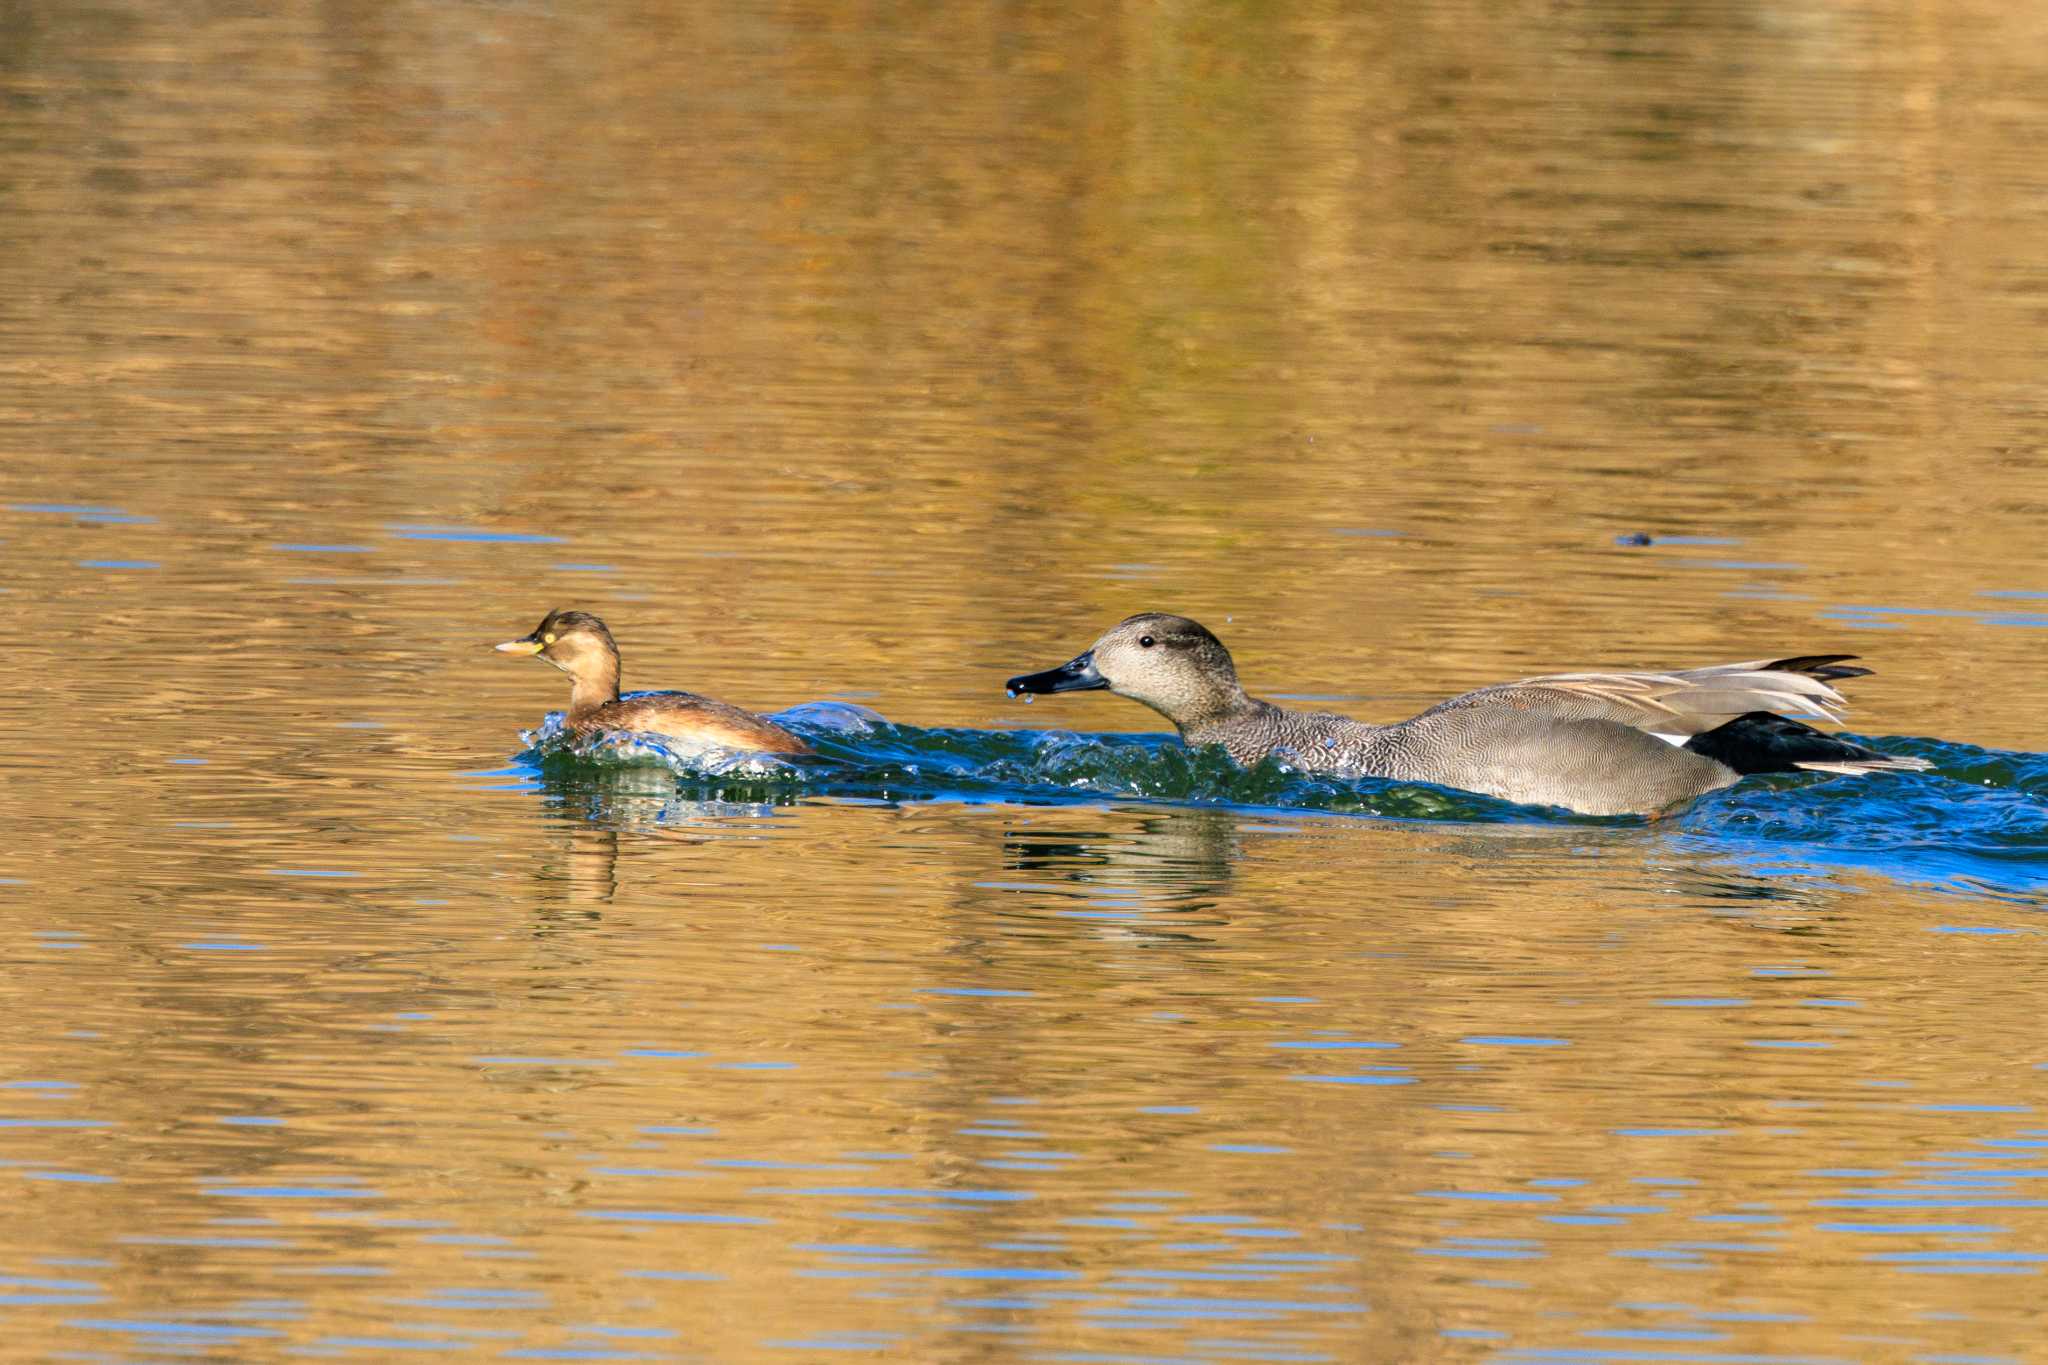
[496,609,811,755]
[1005,613,1929,816]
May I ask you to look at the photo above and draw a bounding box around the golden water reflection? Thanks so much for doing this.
[2,0,2047,1359]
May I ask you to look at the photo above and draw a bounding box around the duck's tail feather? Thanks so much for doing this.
[1756,654,1873,683]
[1683,710,1932,777]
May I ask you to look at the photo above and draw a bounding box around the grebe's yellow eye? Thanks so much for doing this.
[544,632,556,644]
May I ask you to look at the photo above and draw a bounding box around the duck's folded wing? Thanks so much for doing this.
[1426,655,1868,738]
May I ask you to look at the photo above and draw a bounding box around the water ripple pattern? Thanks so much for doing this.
[4,0,2048,1360]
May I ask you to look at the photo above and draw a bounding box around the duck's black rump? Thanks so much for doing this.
[1683,710,1929,776]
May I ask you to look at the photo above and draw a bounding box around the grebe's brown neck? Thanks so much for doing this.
[546,629,622,719]
[564,652,622,718]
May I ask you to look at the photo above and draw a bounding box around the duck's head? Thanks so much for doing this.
[495,609,621,692]
[1006,613,1246,726]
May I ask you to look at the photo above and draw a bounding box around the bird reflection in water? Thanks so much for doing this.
[997,805,1247,924]
[527,761,802,908]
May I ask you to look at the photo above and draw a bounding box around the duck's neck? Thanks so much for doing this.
[1172,684,1265,744]
[1183,692,1386,764]
[565,663,621,719]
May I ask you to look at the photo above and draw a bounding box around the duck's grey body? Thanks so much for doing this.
[1006,615,1929,817]
[1172,697,1715,815]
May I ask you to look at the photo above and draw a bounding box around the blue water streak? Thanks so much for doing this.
[509,717,2048,900]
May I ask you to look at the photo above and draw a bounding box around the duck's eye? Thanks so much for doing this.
[1138,635,1156,649]
[543,632,556,644]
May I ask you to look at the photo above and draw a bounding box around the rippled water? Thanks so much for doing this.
[520,710,2048,903]
[6,0,2048,1360]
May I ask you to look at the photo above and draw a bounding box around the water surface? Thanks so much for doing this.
[3,0,2048,1360]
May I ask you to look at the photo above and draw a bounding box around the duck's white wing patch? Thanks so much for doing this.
[1650,732,1689,747]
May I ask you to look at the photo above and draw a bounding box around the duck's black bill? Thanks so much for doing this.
[1006,650,1106,695]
